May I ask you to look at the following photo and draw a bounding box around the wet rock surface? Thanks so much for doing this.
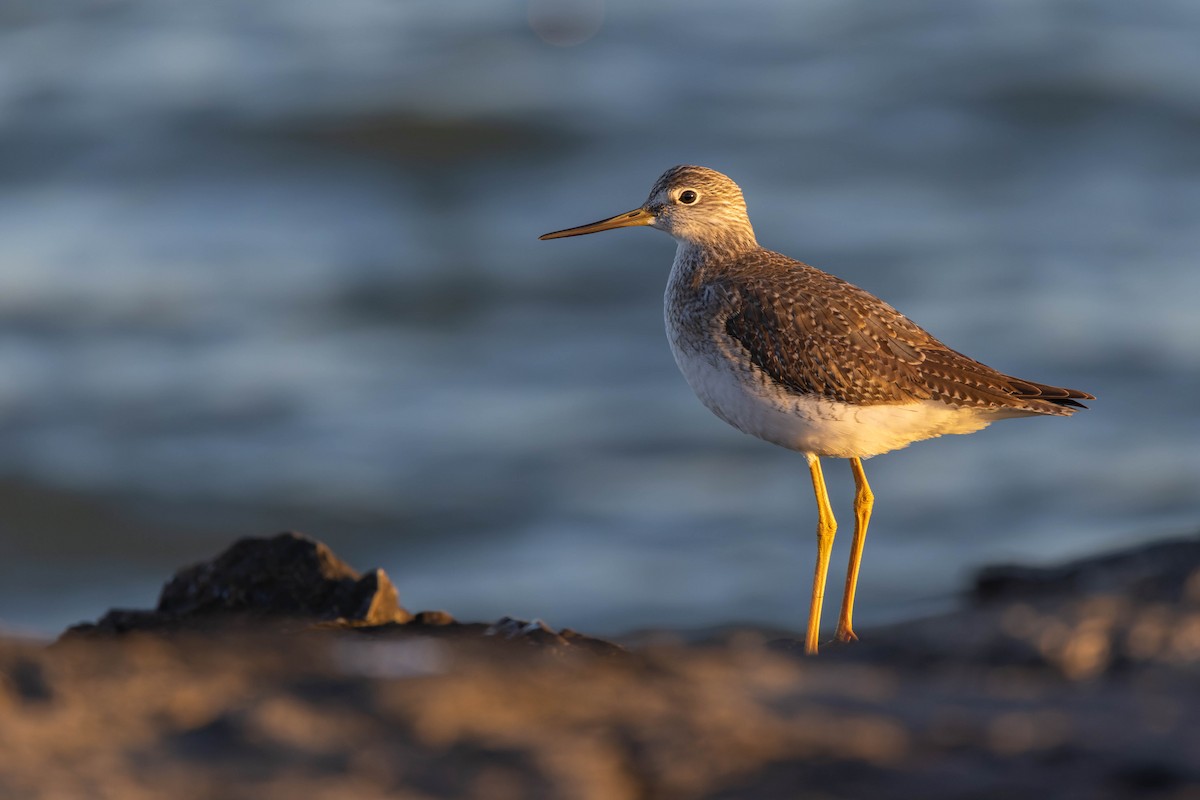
[3,532,1199,798]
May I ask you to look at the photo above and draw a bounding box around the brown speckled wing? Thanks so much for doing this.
[715,251,1092,414]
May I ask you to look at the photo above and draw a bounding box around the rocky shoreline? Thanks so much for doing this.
[2,531,1198,798]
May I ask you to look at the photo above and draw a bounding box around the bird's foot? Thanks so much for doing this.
[833,626,858,643]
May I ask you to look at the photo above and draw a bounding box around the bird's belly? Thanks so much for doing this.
[667,338,993,459]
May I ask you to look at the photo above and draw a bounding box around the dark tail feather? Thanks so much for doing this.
[1007,377,1094,409]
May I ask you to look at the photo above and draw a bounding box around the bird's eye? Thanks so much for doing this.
[678,190,698,205]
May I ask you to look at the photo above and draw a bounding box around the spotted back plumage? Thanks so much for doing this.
[708,249,1092,415]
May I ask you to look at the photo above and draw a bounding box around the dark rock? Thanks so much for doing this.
[559,627,627,658]
[62,533,625,655]
[482,616,626,656]
[487,616,557,641]
[333,614,628,656]
[69,609,169,636]
[67,532,412,636]
[828,533,1200,678]
[973,535,1200,606]
[157,533,411,624]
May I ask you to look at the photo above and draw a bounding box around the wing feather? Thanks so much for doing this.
[713,251,1093,414]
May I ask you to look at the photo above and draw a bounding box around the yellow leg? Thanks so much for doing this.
[835,457,873,643]
[804,454,837,655]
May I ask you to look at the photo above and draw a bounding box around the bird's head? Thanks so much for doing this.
[540,165,757,252]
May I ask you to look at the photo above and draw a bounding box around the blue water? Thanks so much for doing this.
[0,0,1198,636]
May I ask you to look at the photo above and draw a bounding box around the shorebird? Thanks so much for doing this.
[539,165,1092,654]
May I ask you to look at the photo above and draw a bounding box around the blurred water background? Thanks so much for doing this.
[0,0,1197,637]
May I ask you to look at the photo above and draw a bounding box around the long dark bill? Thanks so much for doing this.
[539,207,655,240]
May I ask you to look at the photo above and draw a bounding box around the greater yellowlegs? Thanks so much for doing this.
[540,165,1092,655]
